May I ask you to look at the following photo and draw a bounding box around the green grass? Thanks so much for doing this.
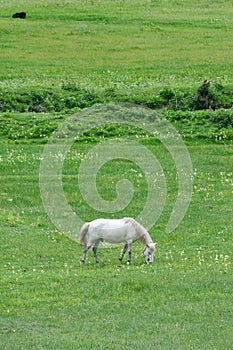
[1,0,233,112]
[0,141,232,349]
[0,0,233,89]
[0,1,232,349]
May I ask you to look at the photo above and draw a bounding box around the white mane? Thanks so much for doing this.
[123,217,153,246]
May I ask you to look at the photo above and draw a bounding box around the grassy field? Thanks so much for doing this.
[0,141,232,349]
[0,0,233,89]
[0,1,233,349]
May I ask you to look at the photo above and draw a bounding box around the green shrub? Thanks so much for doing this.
[191,81,233,110]
[0,86,100,113]
[0,82,232,113]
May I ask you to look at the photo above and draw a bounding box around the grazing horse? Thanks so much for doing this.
[80,217,156,264]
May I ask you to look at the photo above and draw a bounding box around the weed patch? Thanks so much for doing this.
[1,108,232,143]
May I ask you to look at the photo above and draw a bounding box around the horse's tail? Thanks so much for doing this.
[80,222,89,246]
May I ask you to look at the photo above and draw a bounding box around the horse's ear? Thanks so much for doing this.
[148,243,156,252]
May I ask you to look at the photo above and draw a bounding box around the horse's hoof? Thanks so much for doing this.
[119,257,122,262]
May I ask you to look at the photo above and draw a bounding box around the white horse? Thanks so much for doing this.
[80,217,156,264]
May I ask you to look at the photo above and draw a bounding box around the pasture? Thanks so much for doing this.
[0,0,232,349]
[0,0,233,91]
[0,139,232,349]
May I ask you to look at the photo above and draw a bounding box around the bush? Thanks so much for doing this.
[191,81,233,110]
[0,86,100,113]
[0,81,232,113]
[163,108,233,142]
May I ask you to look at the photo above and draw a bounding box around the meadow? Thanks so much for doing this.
[0,140,232,349]
[0,0,233,94]
[0,1,233,349]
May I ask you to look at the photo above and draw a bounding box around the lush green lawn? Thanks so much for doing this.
[0,141,232,349]
[0,0,233,89]
[0,1,232,349]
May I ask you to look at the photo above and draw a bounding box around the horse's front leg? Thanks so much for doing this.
[93,240,101,263]
[119,243,128,262]
[127,242,132,263]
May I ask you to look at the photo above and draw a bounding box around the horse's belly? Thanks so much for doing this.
[101,228,128,243]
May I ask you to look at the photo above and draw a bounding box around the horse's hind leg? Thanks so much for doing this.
[81,244,92,263]
[119,243,128,262]
[93,240,101,263]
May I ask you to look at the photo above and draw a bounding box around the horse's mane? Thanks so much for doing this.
[123,217,152,245]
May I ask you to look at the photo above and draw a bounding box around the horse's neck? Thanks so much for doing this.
[138,229,153,246]
[125,218,152,245]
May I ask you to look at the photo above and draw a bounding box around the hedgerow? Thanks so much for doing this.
[0,86,101,113]
[0,82,232,113]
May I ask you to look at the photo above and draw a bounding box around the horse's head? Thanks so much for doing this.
[143,243,156,264]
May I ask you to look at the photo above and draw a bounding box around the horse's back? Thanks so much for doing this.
[88,218,136,243]
[90,217,127,226]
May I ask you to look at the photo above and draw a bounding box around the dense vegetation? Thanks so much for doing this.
[1,106,233,144]
[0,80,232,113]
